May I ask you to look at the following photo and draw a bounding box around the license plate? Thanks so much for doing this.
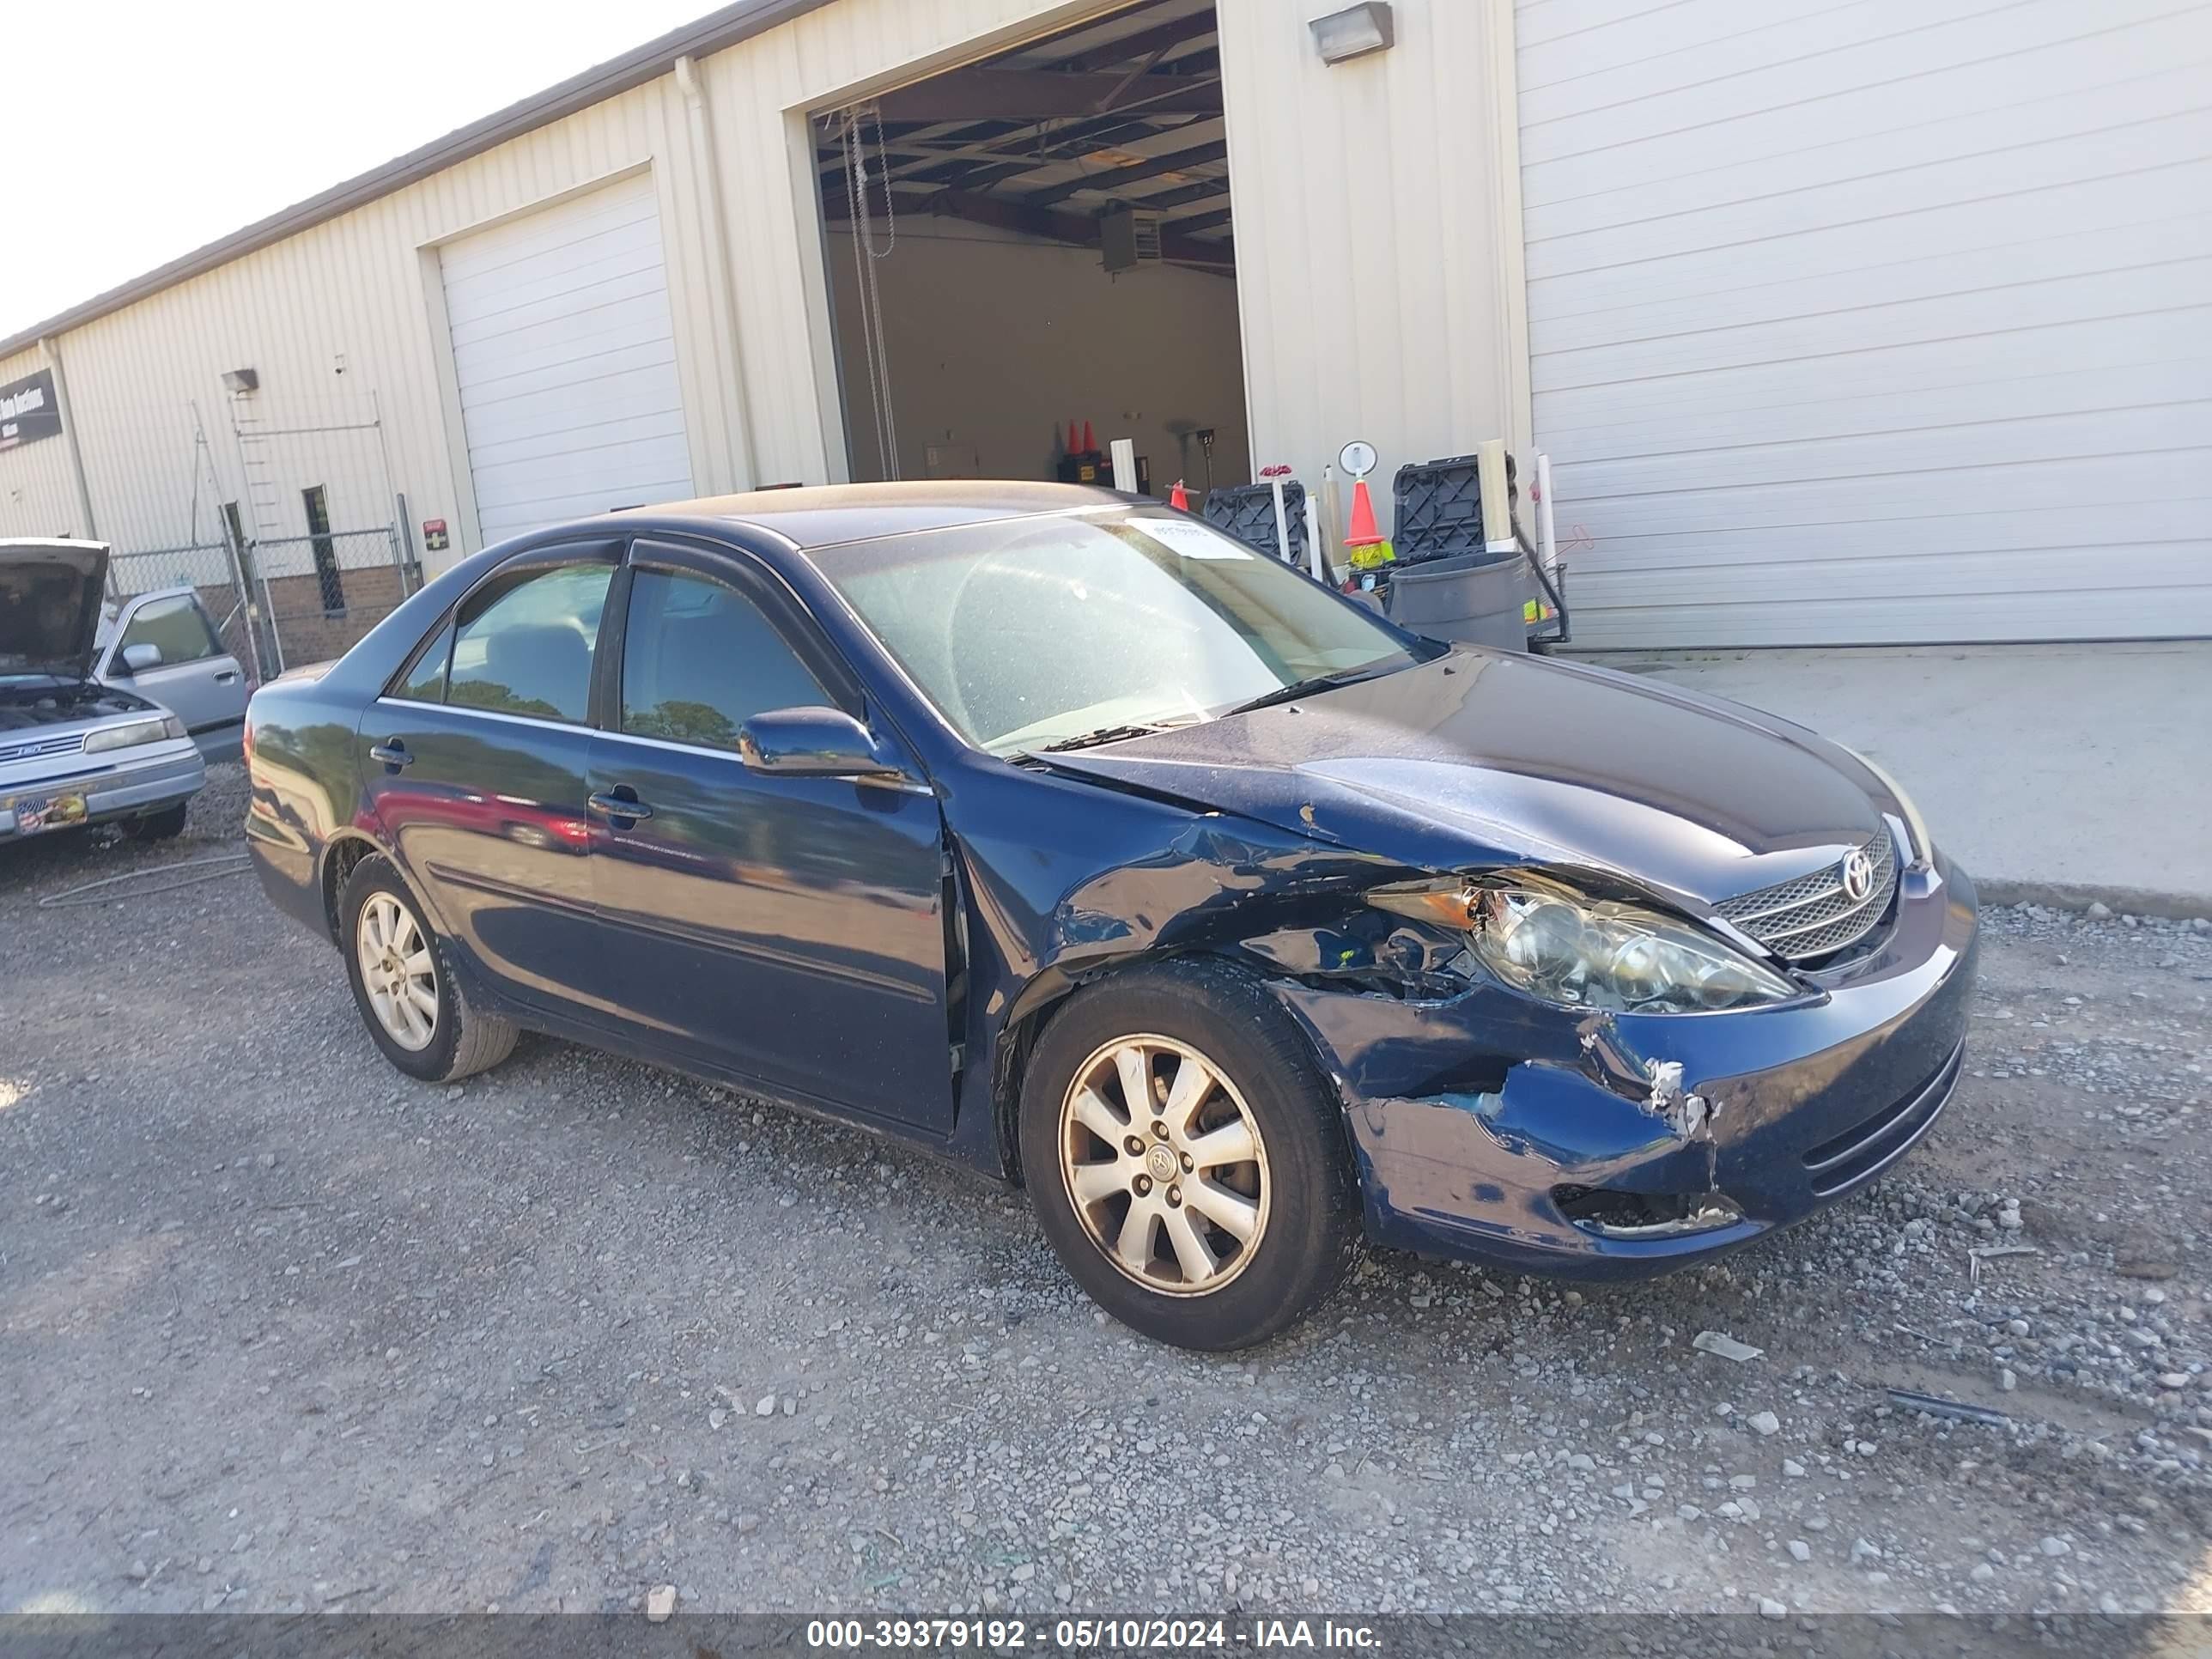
[6,791,88,835]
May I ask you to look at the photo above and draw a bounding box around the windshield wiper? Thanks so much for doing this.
[1222,660,1401,718]
[1036,722,1175,754]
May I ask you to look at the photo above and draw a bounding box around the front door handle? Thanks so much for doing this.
[215,670,240,684]
[588,789,653,823]
[368,739,413,769]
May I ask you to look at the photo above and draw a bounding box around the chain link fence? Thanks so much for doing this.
[248,524,416,668]
[104,539,269,681]
[105,521,416,681]
[95,391,425,680]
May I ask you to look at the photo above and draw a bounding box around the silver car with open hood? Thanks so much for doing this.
[2,539,206,842]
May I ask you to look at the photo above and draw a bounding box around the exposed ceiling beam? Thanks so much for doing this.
[926,112,1218,192]
[1165,204,1233,234]
[1133,175,1232,210]
[824,186,1234,274]
[1056,11,1219,73]
[1023,137,1229,206]
[824,115,1183,182]
[874,68,1221,124]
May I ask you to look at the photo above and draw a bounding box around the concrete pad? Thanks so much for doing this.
[1580,643,2212,912]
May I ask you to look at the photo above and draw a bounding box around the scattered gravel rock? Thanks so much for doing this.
[0,855,2204,1618]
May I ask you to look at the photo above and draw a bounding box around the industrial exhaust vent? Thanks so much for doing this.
[1100,205,1164,274]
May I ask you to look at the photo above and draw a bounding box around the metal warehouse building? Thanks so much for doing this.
[3,0,2206,671]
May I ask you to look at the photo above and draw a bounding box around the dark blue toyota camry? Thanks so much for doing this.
[244,482,1977,1350]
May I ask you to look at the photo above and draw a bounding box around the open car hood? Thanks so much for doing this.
[0,538,109,680]
[1036,648,1891,908]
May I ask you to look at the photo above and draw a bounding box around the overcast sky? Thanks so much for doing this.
[4,0,720,339]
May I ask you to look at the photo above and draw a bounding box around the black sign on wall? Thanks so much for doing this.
[0,368,63,453]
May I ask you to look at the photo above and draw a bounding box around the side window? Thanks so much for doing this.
[394,619,455,703]
[620,568,829,752]
[447,563,613,724]
[118,594,222,667]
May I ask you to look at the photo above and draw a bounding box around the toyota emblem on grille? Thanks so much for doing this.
[1840,846,1876,903]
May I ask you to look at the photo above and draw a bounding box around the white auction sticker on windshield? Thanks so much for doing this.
[1129,518,1242,559]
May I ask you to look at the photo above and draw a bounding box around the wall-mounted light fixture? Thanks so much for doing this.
[1310,3,1394,65]
[221,368,259,393]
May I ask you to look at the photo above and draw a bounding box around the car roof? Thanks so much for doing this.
[607,480,1131,552]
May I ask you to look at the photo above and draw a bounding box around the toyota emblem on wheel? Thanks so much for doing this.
[1841,846,1876,902]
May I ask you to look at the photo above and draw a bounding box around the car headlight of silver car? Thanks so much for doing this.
[1367,877,1800,1013]
[82,714,186,754]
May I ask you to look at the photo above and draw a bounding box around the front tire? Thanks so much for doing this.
[1018,960,1359,1350]
[339,854,518,1084]
[123,803,189,841]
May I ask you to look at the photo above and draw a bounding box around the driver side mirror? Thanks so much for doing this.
[738,705,904,783]
[119,641,164,674]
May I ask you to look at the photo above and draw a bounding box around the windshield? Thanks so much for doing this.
[823,507,1425,756]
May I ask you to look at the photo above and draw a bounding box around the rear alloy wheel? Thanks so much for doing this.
[356,891,438,1052]
[339,854,518,1084]
[1019,961,1358,1351]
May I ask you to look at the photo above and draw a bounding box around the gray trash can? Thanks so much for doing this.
[1384,551,1529,652]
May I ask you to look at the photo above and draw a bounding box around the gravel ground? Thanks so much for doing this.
[3,766,2209,1618]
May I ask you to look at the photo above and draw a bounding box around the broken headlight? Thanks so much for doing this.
[1366,878,1799,1013]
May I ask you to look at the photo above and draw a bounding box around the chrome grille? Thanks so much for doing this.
[0,731,88,766]
[1714,826,1897,963]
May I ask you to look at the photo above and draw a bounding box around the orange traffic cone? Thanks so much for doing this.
[1066,420,1081,455]
[1080,420,1097,454]
[1169,479,1190,510]
[1342,477,1383,548]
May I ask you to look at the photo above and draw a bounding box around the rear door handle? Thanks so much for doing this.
[215,671,240,684]
[588,790,653,823]
[368,740,413,769]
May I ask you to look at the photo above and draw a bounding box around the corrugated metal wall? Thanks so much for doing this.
[1517,0,2212,647]
[0,0,1124,567]
[0,345,83,537]
[0,0,1531,578]
[1214,0,1528,516]
[696,0,1135,489]
[0,77,712,562]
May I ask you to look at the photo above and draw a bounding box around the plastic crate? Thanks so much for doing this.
[1391,453,1517,568]
[1200,480,1309,564]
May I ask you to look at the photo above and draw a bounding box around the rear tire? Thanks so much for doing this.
[1018,959,1359,1351]
[123,803,189,842]
[339,854,518,1084]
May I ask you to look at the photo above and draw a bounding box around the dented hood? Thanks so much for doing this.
[1038,647,1887,907]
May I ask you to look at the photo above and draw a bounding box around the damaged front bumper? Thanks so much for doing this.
[1269,855,1979,1278]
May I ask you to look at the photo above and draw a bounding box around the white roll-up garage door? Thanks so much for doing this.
[1516,0,2212,647]
[441,172,694,544]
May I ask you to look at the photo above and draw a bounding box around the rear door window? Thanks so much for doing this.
[618,568,829,752]
[447,564,613,724]
[393,620,455,703]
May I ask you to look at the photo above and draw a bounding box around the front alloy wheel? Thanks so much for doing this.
[1019,960,1358,1351]
[1060,1036,1271,1295]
